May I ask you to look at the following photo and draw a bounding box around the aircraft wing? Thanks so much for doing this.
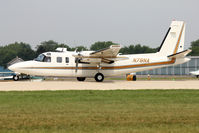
[167,49,191,59]
[90,45,121,58]
[73,45,128,64]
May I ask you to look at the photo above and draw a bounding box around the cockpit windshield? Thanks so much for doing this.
[35,54,51,62]
[35,54,45,62]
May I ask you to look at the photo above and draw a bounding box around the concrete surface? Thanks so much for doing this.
[0,80,199,91]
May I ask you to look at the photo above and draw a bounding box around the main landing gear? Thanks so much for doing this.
[77,77,86,81]
[95,73,104,82]
[76,73,105,82]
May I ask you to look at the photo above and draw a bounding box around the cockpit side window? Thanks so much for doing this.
[43,57,51,62]
[35,54,51,62]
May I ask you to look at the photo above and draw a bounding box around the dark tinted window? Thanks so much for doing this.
[44,57,51,62]
[57,57,62,63]
[65,57,69,63]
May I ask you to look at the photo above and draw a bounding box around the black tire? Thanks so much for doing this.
[196,75,199,78]
[77,77,86,81]
[13,75,19,81]
[133,75,137,81]
[95,73,104,82]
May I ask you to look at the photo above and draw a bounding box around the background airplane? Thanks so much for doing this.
[190,70,199,78]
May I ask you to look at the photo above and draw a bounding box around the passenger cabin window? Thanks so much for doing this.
[65,57,69,63]
[57,57,62,63]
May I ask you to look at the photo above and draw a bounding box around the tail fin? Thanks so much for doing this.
[158,21,185,56]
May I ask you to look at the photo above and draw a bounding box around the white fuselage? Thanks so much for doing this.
[8,51,190,78]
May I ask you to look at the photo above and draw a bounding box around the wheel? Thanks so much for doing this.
[196,75,199,78]
[77,77,86,81]
[13,75,19,81]
[95,73,104,82]
[133,75,137,81]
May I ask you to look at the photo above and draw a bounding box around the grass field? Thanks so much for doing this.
[0,90,199,133]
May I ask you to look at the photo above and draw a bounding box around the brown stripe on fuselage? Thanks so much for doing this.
[101,58,176,70]
[23,58,175,70]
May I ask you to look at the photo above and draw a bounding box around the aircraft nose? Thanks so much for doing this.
[8,64,16,71]
[8,61,33,73]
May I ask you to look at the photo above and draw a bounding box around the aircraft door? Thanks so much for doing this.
[65,57,74,76]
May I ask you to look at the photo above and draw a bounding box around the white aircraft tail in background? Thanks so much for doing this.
[8,21,191,82]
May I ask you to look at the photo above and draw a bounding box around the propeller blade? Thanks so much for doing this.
[75,58,79,73]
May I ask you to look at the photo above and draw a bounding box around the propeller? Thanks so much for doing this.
[74,52,82,73]
[75,58,80,73]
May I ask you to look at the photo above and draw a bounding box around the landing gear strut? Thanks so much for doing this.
[133,75,137,81]
[77,77,86,81]
[95,73,104,82]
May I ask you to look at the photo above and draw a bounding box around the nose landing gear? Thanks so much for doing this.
[13,75,19,81]
[12,74,30,81]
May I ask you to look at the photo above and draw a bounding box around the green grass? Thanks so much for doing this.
[0,90,199,133]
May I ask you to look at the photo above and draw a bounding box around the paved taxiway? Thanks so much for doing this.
[0,80,199,91]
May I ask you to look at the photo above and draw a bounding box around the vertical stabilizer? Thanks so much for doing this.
[158,21,185,56]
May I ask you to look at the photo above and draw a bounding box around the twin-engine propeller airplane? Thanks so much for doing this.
[8,21,191,82]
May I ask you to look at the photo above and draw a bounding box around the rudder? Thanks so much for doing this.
[158,21,185,56]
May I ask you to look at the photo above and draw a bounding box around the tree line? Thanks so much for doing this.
[0,39,199,67]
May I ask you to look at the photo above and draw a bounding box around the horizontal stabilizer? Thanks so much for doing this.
[167,49,191,59]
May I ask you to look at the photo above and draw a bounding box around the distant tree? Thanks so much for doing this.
[90,41,118,51]
[189,39,199,56]
[120,44,157,54]
[57,43,72,51]
[119,46,129,54]
[0,42,36,67]
[36,40,71,56]
[71,46,88,52]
